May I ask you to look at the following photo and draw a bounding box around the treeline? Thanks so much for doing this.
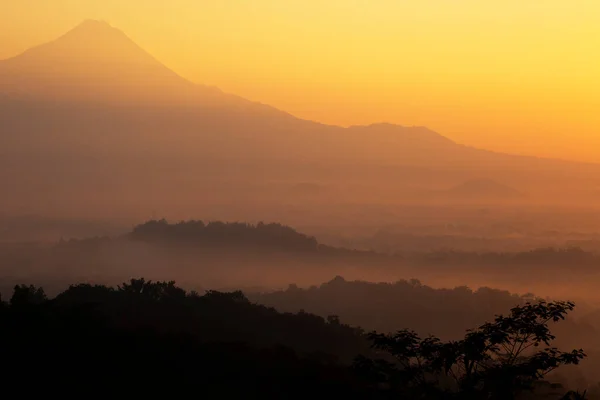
[0,278,590,398]
[2,278,368,361]
[0,278,371,396]
[128,219,320,251]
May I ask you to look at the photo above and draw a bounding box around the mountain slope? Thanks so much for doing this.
[0,19,296,119]
[1,20,599,217]
[0,20,456,157]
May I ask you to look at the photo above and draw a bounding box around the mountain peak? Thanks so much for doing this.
[3,19,155,67]
[47,19,146,59]
[77,19,112,28]
[0,19,195,102]
[62,19,125,39]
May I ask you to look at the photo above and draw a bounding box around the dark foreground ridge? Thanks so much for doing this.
[0,278,587,398]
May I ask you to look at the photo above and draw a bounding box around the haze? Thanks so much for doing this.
[3,1,600,161]
[4,6,600,397]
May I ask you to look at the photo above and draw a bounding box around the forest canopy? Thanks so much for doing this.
[0,278,589,398]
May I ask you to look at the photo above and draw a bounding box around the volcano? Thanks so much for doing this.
[0,20,598,217]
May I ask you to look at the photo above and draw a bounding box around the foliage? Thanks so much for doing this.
[10,284,47,306]
[0,278,372,396]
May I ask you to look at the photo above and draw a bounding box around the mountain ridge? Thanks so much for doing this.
[0,20,455,144]
[0,19,590,167]
[1,20,600,216]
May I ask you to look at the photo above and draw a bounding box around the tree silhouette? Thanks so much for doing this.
[355,301,586,399]
[10,284,47,307]
[117,278,186,301]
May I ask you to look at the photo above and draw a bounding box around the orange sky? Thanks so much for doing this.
[2,1,600,162]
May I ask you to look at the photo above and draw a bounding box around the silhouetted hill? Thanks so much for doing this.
[129,219,319,252]
[249,276,530,340]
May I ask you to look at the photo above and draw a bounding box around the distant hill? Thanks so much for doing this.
[2,20,600,217]
[128,219,319,252]
[442,179,524,200]
[248,276,527,340]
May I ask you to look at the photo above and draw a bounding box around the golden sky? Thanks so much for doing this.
[2,1,600,162]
